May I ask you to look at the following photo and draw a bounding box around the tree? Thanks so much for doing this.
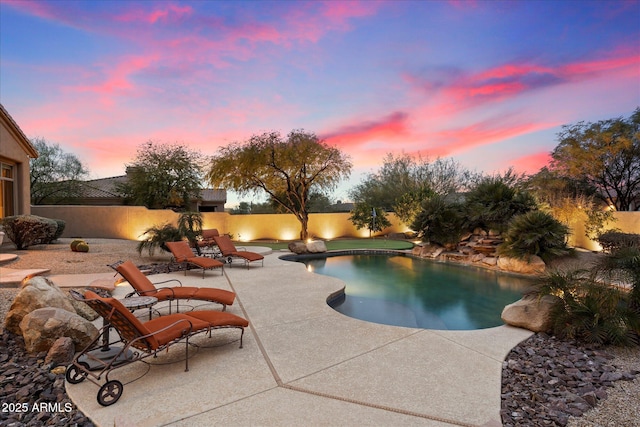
[348,203,391,236]
[119,142,204,211]
[550,108,640,211]
[526,167,616,240]
[410,194,466,248]
[207,130,352,240]
[30,138,88,204]
[349,153,475,225]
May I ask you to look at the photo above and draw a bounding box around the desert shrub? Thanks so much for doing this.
[464,176,537,233]
[534,269,638,346]
[411,195,466,248]
[498,210,572,262]
[597,231,640,253]
[136,223,183,256]
[0,215,57,249]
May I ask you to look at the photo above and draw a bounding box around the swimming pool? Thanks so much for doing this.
[293,253,532,330]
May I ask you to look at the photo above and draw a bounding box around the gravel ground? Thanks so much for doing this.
[1,238,639,426]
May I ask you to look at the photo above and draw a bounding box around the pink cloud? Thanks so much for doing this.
[509,151,552,175]
[114,3,193,24]
[322,112,410,149]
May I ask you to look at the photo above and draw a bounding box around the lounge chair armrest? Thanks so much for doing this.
[154,278,183,287]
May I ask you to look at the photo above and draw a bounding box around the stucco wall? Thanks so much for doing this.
[30,205,639,248]
[31,205,411,241]
[0,118,33,216]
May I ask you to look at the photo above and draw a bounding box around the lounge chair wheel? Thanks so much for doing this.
[227,256,233,264]
[97,380,124,406]
[65,362,89,384]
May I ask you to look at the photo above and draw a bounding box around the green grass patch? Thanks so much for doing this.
[243,238,414,251]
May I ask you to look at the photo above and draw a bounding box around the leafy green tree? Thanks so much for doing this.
[29,138,88,204]
[410,195,466,248]
[207,130,352,240]
[550,108,640,211]
[464,170,537,233]
[348,203,391,236]
[119,142,204,211]
[349,153,474,226]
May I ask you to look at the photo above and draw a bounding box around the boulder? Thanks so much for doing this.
[19,307,99,353]
[45,337,75,368]
[417,244,443,259]
[69,296,100,321]
[482,256,498,266]
[497,255,546,274]
[501,295,559,332]
[4,276,76,335]
[306,240,327,253]
[288,241,308,254]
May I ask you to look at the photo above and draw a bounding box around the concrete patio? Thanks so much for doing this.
[61,251,533,426]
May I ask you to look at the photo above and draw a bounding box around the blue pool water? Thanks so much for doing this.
[299,253,532,330]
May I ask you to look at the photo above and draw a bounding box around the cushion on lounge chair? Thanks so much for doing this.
[187,310,249,328]
[116,260,235,309]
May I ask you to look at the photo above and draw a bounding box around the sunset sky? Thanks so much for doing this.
[1,0,639,205]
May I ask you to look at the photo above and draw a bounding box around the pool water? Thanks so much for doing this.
[301,254,532,330]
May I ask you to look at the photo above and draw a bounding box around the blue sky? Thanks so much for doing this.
[1,0,639,205]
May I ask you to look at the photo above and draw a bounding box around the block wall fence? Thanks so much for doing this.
[31,205,639,250]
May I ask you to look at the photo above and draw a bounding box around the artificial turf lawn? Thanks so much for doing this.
[243,238,414,251]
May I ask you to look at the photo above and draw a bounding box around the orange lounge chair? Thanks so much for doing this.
[66,290,248,406]
[165,240,225,278]
[213,234,264,269]
[116,260,235,312]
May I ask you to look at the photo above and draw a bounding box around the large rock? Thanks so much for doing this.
[19,307,99,353]
[501,295,559,332]
[288,241,308,254]
[45,337,76,367]
[4,276,76,335]
[306,240,327,253]
[69,297,100,321]
[497,255,546,274]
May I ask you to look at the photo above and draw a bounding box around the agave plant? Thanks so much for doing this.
[498,210,572,262]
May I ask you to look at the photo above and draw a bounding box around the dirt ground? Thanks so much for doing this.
[0,238,174,275]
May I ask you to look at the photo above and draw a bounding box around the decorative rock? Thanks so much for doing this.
[4,276,76,335]
[45,336,75,367]
[19,307,99,353]
[482,256,498,266]
[288,241,308,254]
[501,295,559,332]
[68,294,100,321]
[498,255,546,274]
[306,240,327,253]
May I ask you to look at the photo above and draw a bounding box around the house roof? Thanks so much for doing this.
[200,188,227,203]
[0,103,38,158]
[73,175,128,198]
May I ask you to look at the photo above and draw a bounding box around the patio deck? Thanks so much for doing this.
[64,251,533,426]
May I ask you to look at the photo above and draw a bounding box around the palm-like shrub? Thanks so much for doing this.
[464,177,537,233]
[533,269,638,346]
[411,195,466,248]
[177,211,203,254]
[136,223,183,256]
[594,246,640,314]
[498,210,572,262]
